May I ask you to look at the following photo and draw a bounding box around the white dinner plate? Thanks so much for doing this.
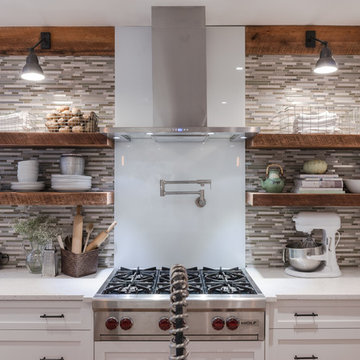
[11,182,45,191]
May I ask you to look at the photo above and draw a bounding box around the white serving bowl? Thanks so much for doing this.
[344,179,360,193]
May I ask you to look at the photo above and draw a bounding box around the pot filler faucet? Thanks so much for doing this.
[160,179,211,208]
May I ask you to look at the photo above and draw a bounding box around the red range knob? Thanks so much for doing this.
[158,317,172,331]
[105,317,119,330]
[226,317,239,330]
[212,317,225,331]
[119,317,133,330]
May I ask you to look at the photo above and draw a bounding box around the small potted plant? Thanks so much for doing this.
[14,216,59,273]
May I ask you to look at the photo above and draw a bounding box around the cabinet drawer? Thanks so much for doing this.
[0,329,92,360]
[269,328,360,360]
[0,300,92,330]
[270,300,360,329]
[95,341,265,360]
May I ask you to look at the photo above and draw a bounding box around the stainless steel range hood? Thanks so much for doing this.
[104,6,259,142]
[103,126,259,142]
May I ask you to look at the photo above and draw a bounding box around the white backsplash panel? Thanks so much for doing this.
[114,139,245,268]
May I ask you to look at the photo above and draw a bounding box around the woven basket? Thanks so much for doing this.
[61,248,98,278]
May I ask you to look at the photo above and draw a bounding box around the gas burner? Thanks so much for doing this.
[155,267,203,294]
[202,267,257,295]
[102,267,157,294]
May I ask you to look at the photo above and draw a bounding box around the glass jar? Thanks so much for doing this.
[23,242,44,274]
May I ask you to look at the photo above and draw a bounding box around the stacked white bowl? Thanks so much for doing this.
[11,160,45,191]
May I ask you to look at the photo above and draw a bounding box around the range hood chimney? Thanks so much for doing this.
[104,6,259,142]
[152,6,207,128]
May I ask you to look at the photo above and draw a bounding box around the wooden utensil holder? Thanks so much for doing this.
[61,248,98,277]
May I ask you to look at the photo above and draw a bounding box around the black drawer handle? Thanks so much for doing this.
[40,358,64,360]
[40,314,65,319]
[294,312,318,317]
[294,356,318,360]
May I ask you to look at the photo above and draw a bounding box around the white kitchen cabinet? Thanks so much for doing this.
[95,341,264,360]
[0,329,92,360]
[269,299,360,329]
[0,300,93,360]
[268,300,360,360]
[0,299,92,330]
[269,328,360,360]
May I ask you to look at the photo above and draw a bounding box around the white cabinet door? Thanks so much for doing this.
[0,300,92,330]
[269,328,360,360]
[270,300,360,329]
[0,329,92,360]
[95,341,264,360]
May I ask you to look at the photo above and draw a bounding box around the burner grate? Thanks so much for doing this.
[102,267,157,295]
[101,267,257,295]
[202,267,257,295]
[155,267,203,294]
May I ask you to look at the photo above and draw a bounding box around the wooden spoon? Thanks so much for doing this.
[82,223,94,253]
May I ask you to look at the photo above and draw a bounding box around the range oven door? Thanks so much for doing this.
[95,340,264,360]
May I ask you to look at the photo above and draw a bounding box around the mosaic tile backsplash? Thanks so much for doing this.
[0,148,114,268]
[245,54,360,267]
[246,55,360,133]
[246,148,360,267]
[0,56,115,268]
[0,56,114,128]
[2,53,360,269]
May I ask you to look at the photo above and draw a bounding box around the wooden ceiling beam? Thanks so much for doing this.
[0,27,114,56]
[246,25,360,55]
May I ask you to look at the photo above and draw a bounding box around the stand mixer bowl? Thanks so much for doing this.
[283,244,323,272]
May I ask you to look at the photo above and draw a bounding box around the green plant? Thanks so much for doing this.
[14,216,59,246]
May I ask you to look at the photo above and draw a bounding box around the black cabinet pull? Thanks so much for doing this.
[40,314,65,319]
[294,312,318,317]
[294,356,318,360]
[40,357,64,360]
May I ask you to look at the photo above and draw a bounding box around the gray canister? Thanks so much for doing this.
[60,154,85,175]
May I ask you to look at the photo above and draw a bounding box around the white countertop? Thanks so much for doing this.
[1,266,360,302]
[246,266,360,301]
[0,268,113,301]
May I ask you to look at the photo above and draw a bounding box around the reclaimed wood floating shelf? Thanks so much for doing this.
[0,132,114,148]
[246,192,360,207]
[246,134,360,149]
[246,26,360,55]
[0,27,114,56]
[0,192,114,206]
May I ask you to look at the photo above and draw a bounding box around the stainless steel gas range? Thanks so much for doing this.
[93,267,265,344]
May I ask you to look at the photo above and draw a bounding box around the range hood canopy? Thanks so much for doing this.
[109,6,260,142]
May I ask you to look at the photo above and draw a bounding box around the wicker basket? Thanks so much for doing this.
[61,248,99,278]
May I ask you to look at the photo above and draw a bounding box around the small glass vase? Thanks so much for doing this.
[23,242,44,274]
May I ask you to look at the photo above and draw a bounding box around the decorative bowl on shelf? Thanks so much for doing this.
[344,179,360,193]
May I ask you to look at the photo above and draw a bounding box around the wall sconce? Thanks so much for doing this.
[305,30,338,74]
[21,32,51,81]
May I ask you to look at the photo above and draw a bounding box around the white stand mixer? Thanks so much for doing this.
[285,212,341,278]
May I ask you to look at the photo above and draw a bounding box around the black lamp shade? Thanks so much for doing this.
[314,45,338,74]
[21,49,45,81]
